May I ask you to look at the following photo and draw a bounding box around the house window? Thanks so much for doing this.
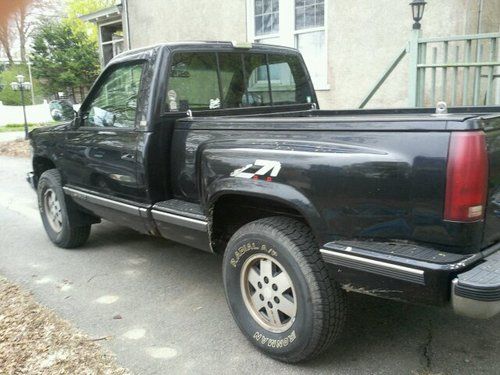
[294,0,327,89]
[100,22,124,66]
[248,0,328,90]
[295,0,324,30]
[254,0,279,36]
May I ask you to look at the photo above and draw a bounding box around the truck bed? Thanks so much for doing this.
[172,105,500,254]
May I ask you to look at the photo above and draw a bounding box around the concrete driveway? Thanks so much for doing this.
[0,131,25,142]
[0,155,498,374]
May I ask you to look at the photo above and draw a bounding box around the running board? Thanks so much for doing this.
[64,187,212,252]
[151,200,211,252]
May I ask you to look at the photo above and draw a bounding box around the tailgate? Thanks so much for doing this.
[483,114,500,247]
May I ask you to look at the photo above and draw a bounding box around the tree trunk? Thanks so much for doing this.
[0,25,13,65]
[79,86,85,103]
[16,7,27,62]
[2,46,14,65]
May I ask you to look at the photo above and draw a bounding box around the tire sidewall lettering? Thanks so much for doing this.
[230,241,278,268]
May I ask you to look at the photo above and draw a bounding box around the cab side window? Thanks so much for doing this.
[83,63,144,128]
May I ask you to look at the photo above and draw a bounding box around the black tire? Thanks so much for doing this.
[222,216,346,363]
[37,169,91,248]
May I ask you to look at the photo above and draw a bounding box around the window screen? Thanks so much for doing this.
[295,0,324,30]
[255,0,279,36]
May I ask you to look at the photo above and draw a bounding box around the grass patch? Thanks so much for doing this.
[0,122,55,133]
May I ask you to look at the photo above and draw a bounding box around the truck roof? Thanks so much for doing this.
[109,41,301,65]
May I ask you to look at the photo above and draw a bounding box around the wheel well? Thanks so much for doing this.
[33,157,56,187]
[210,194,311,253]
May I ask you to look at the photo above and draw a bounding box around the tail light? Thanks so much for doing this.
[444,131,488,222]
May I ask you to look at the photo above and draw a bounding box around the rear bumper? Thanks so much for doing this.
[321,240,500,311]
[451,249,500,319]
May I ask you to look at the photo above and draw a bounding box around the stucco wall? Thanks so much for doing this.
[127,0,247,47]
[320,0,500,109]
[126,0,499,109]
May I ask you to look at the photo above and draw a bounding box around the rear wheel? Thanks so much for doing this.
[222,216,347,363]
[37,169,91,248]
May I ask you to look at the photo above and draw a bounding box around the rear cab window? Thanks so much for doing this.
[165,50,314,112]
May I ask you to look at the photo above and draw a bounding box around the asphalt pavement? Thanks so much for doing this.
[0,155,499,374]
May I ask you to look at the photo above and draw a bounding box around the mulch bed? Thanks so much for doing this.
[0,139,30,158]
[0,277,130,374]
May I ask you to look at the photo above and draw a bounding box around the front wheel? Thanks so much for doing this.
[222,216,347,363]
[37,169,91,248]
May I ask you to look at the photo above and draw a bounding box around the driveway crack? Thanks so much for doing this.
[422,319,434,371]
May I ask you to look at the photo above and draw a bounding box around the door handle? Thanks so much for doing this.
[98,131,116,135]
[121,153,136,161]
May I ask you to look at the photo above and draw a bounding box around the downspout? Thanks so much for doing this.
[476,0,484,34]
[122,0,132,50]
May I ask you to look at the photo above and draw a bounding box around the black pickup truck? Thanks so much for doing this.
[28,42,500,363]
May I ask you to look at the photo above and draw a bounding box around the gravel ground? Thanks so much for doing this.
[0,276,130,374]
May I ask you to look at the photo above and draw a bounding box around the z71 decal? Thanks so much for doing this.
[230,160,282,181]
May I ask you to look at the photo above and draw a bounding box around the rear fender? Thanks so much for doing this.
[205,177,328,243]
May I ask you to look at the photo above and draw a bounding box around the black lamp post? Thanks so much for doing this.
[410,0,427,29]
[10,74,32,140]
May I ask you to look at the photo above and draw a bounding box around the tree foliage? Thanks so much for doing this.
[30,20,100,99]
[65,0,117,43]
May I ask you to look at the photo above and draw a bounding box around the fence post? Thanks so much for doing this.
[408,28,422,107]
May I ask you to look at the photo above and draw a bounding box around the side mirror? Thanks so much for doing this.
[49,100,77,122]
[50,108,63,121]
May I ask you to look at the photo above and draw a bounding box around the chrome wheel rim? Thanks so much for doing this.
[43,188,63,233]
[240,253,297,333]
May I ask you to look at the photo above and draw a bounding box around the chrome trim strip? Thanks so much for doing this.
[63,186,140,216]
[320,248,425,285]
[151,209,208,232]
